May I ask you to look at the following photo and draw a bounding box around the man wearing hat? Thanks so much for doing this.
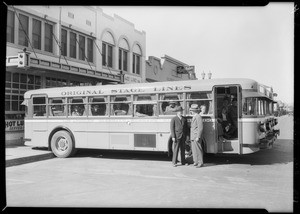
[190,104,204,168]
[170,106,188,167]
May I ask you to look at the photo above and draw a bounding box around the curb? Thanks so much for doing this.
[6,153,55,167]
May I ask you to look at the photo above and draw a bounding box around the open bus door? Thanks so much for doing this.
[213,85,242,154]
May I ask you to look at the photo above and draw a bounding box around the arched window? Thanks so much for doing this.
[132,44,142,75]
[102,31,115,68]
[119,38,129,72]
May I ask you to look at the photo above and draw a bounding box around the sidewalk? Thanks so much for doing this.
[6,145,55,167]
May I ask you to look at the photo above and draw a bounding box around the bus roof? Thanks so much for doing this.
[24,78,269,99]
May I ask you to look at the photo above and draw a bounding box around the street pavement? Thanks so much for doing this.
[5,139,293,212]
[4,115,294,211]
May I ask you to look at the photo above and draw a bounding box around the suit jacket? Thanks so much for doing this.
[170,116,188,140]
[190,114,203,141]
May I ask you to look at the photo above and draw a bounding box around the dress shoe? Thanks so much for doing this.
[193,163,198,166]
[196,164,204,168]
[173,164,177,167]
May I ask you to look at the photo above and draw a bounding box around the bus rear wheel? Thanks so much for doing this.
[51,130,76,158]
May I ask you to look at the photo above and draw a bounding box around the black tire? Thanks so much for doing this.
[50,130,76,158]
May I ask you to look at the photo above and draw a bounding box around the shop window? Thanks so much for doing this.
[102,42,113,68]
[18,14,29,46]
[79,35,85,60]
[7,10,14,43]
[87,38,93,63]
[119,49,128,72]
[70,32,76,58]
[44,23,53,52]
[61,29,67,56]
[32,19,41,50]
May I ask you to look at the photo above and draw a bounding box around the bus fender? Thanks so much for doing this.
[48,126,76,150]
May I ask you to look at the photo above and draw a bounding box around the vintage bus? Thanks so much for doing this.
[23,78,279,158]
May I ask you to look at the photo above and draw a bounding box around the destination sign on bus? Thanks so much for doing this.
[61,85,192,96]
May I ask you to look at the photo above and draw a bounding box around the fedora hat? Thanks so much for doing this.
[189,104,200,111]
[174,106,184,112]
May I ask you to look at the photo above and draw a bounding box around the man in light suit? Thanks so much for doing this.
[190,104,204,168]
[170,106,188,167]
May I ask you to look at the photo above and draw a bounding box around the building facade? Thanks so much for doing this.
[145,55,197,82]
[5,6,146,144]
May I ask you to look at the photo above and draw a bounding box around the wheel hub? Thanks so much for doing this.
[57,137,68,151]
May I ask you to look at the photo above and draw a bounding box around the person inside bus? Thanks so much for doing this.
[200,104,207,115]
[71,105,83,116]
[34,106,46,116]
[227,97,238,138]
[165,101,178,114]
[91,104,106,116]
[134,105,148,117]
[113,103,127,115]
[217,97,230,134]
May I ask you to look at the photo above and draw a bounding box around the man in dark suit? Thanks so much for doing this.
[170,106,189,167]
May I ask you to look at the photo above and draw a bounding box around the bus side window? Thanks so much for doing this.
[134,94,156,117]
[186,92,213,116]
[159,93,183,115]
[49,98,65,116]
[32,97,46,117]
[111,95,131,116]
[68,97,86,116]
[89,97,107,116]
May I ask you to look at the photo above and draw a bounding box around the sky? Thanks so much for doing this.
[101,3,294,105]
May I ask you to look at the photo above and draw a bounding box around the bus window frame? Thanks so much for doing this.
[31,94,48,118]
[67,97,87,117]
[110,94,132,117]
[48,97,66,117]
[133,94,157,117]
[88,96,109,117]
[158,93,184,116]
[186,91,213,116]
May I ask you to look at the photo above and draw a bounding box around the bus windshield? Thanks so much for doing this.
[242,97,274,116]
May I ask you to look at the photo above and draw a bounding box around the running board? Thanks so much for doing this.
[218,139,240,154]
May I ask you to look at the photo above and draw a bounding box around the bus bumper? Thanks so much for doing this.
[259,132,278,149]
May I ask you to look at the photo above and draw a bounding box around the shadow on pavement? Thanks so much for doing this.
[73,139,293,166]
[75,149,172,162]
[204,139,293,166]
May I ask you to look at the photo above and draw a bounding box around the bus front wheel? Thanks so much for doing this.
[50,130,76,158]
